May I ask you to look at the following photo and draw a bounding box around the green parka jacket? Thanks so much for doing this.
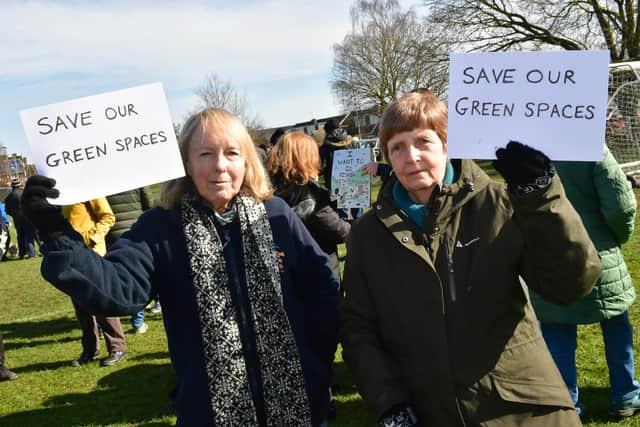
[531,146,637,324]
[341,159,601,426]
[105,187,154,246]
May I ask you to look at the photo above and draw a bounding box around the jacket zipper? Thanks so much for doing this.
[444,232,467,425]
[421,232,432,259]
[422,201,467,426]
[444,233,457,303]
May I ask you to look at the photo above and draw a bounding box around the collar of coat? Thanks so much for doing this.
[374,159,492,232]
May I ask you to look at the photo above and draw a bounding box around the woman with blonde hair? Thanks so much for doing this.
[268,131,350,279]
[22,108,340,426]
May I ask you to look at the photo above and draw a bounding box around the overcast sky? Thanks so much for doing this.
[1,0,420,159]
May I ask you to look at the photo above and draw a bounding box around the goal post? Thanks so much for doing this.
[607,62,640,177]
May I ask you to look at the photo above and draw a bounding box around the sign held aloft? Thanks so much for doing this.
[331,148,371,209]
[20,82,185,205]
[447,50,610,161]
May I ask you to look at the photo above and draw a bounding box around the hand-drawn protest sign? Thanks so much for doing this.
[447,50,610,161]
[331,148,371,208]
[20,82,185,205]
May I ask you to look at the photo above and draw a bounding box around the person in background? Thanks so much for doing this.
[0,200,10,261]
[106,187,156,334]
[22,108,340,426]
[0,334,17,381]
[257,127,283,167]
[531,146,639,418]
[148,298,162,314]
[319,119,363,222]
[269,127,285,147]
[340,90,601,426]
[4,178,37,259]
[268,131,350,282]
[62,198,127,367]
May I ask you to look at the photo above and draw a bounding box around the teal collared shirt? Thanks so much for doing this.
[392,162,455,232]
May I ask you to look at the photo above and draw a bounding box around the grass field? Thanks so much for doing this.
[0,185,639,426]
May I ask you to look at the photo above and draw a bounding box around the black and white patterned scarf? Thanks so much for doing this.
[181,193,311,425]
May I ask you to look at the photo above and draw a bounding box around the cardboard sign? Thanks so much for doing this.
[447,50,610,161]
[331,148,371,208]
[20,83,185,205]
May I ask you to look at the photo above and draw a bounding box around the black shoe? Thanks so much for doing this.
[327,399,336,421]
[71,351,99,367]
[0,365,17,381]
[101,351,126,366]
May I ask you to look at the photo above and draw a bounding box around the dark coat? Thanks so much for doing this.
[341,160,600,426]
[271,173,350,278]
[41,196,340,426]
[4,188,27,228]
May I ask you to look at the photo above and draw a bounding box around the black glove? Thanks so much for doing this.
[21,175,67,240]
[493,141,555,195]
[378,404,419,427]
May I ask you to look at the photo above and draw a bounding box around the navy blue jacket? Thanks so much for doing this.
[41,197,340,426]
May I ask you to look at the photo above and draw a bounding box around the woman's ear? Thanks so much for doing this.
[185,160,192,177]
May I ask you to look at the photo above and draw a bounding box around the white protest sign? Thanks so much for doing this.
[331,148,371,208]
[447,50,610,161]
[20,82,185,205]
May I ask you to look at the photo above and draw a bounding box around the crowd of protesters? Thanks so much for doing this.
[0,88,638,426]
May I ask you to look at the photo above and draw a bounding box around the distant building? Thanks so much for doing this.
[258,107,380,146]
[0,145,9,188]
[0,147,34,192]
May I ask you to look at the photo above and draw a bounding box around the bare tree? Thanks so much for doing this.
[195,73,264,131]
[425,0,640,62]
[173,122,182,138]
[331,0,450,113]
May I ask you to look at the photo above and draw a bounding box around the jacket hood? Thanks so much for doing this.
[270,173,329,221]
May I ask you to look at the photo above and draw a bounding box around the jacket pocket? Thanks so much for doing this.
[490,373,574,409]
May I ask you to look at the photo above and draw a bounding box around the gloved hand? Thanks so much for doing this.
[378,404,419,427]
[492,141,555,195]
[21,175,67,240]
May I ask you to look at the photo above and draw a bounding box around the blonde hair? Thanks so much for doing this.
[379,89,448,161]
[161,108,272,209]
[267,131,321,185]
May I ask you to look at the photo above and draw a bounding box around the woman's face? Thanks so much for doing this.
[387,128,447,204]
[186,124,246,212]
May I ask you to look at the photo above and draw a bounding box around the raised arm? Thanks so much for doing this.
[493,141,601,306]
[21,176,155,316]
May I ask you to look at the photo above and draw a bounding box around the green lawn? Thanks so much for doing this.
[0,183,639,426]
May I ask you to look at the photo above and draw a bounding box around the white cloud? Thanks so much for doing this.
[0,0,351,83]
[0,0,422,157]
